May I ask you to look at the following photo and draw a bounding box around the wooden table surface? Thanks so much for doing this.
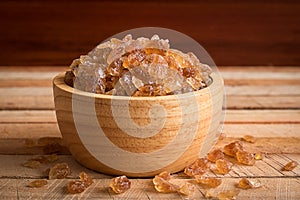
[0,66,299,199]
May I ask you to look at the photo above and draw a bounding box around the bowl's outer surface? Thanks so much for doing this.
[53,72,224,177]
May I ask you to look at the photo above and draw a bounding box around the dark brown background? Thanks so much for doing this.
[0,0,299,66]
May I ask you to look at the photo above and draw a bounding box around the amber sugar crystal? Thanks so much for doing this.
[23,154,59,169]
[153,171,194,196]
[28,180,48,188]
[282,160,298,171]
[214,159,233,175]
[217,189,240,200]
[67,172,94,194]
[177,182,195,196]
[67,180,86,194]
[195,175,222,188]
[156,171,171,180]
[133,84,167,96]
[207,149,225,163]
[237,178,262,189]
[22,160,41,169]
[79,172,94,187]
[223,141,244,157]
[31,154,58,164]
[236,150,256,166]
[254,152,264,160]
[205,189,240,199]
[242,135,255,143]
[48,163,71,179]
[153,172,179,193]
[110,175,131,194]
[184,158,210,177]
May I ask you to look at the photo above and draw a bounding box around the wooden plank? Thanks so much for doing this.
[194,178,300,200]
[225,79,300,86]
[0,110,56,123]
[0,154,299,199]
[222,70,300,85]
[1,69,300,87]
[0,123,60,139]
[0,178,293,199]
[0,154,298,179]
[219,66,300,72]
[0,66,300,87]
[2,119,299,139]
[0,155,109,179]
[219,70,300,81]
[1,78,300,89]
[1,89,300,110]
[2,109,299,124]
[2,69,300,80]
[0,96,54,110]
[223,124,300,138]
[0,87,52,96]
[0,109,299,154]
[1,66,300,73]
[0,80,53,87]
[1,122,300,139]
[0,72,60,80]
[1,66,299,73]
[225,85,300,96]
[226,95,300,109]
[0,179,17,199]
[0,95,298,109]
[2,83,300,96]
[225,110,300,124]
[0,66,67,72]
[0,177,297,200]
[0,71,60,87]
[1,132,299,155]
[215,137,300,154]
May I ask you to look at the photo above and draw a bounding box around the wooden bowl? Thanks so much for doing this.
[53,72,224,177]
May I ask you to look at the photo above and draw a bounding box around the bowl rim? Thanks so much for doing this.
[53,72,222,101]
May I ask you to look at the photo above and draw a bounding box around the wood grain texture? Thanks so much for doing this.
[0,1,299,66]
[0,154,299,199]
[0,66,299,198]
[0,178,298,199]
[0,66,299,154]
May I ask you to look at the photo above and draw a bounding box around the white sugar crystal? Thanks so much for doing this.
[132,76,144,89]
[151,34,160,40]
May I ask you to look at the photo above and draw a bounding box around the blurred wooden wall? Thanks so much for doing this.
[0,0,299,66]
